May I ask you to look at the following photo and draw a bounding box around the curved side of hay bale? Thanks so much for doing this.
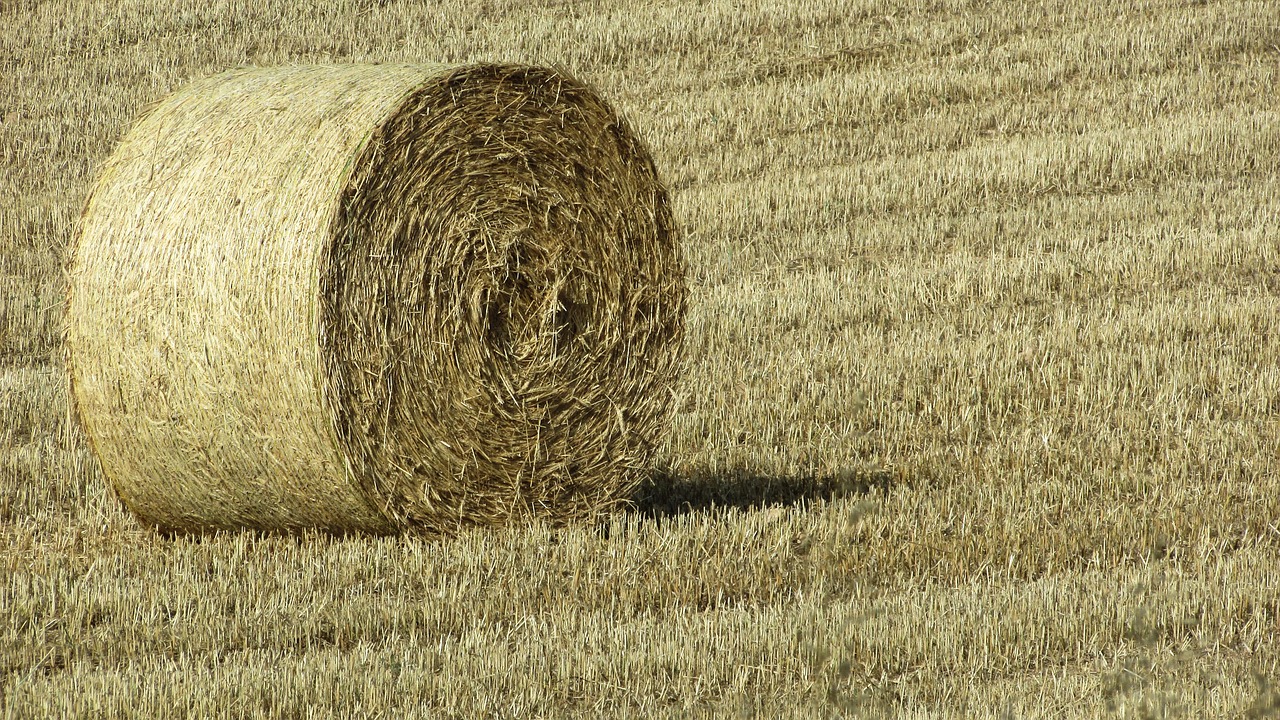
[66,63,685,534]
[67,65,429,532]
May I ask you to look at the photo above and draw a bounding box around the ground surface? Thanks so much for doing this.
[3,0,1280,717]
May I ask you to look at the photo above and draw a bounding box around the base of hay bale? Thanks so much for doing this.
[65,63,685,534]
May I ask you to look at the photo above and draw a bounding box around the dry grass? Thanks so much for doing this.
[4,0,1280,717]
[65,62,682,534]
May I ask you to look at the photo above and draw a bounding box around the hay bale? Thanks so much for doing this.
[65,64,685,534]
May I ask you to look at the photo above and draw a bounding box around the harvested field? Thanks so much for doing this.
[4,0,1280,717]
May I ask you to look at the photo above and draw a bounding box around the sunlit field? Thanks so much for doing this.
[4,1,1280,717]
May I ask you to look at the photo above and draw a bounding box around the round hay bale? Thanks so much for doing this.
[65,63,686,534]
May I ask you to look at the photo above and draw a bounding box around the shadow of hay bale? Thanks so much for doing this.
[631,466,893,519]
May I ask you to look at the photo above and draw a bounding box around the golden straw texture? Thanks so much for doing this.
[65,63,685,534]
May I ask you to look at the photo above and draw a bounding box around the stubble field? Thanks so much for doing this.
[3,0,1280,717]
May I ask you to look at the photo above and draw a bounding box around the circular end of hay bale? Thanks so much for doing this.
[66,63,684,533]
[324,64,685,531]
